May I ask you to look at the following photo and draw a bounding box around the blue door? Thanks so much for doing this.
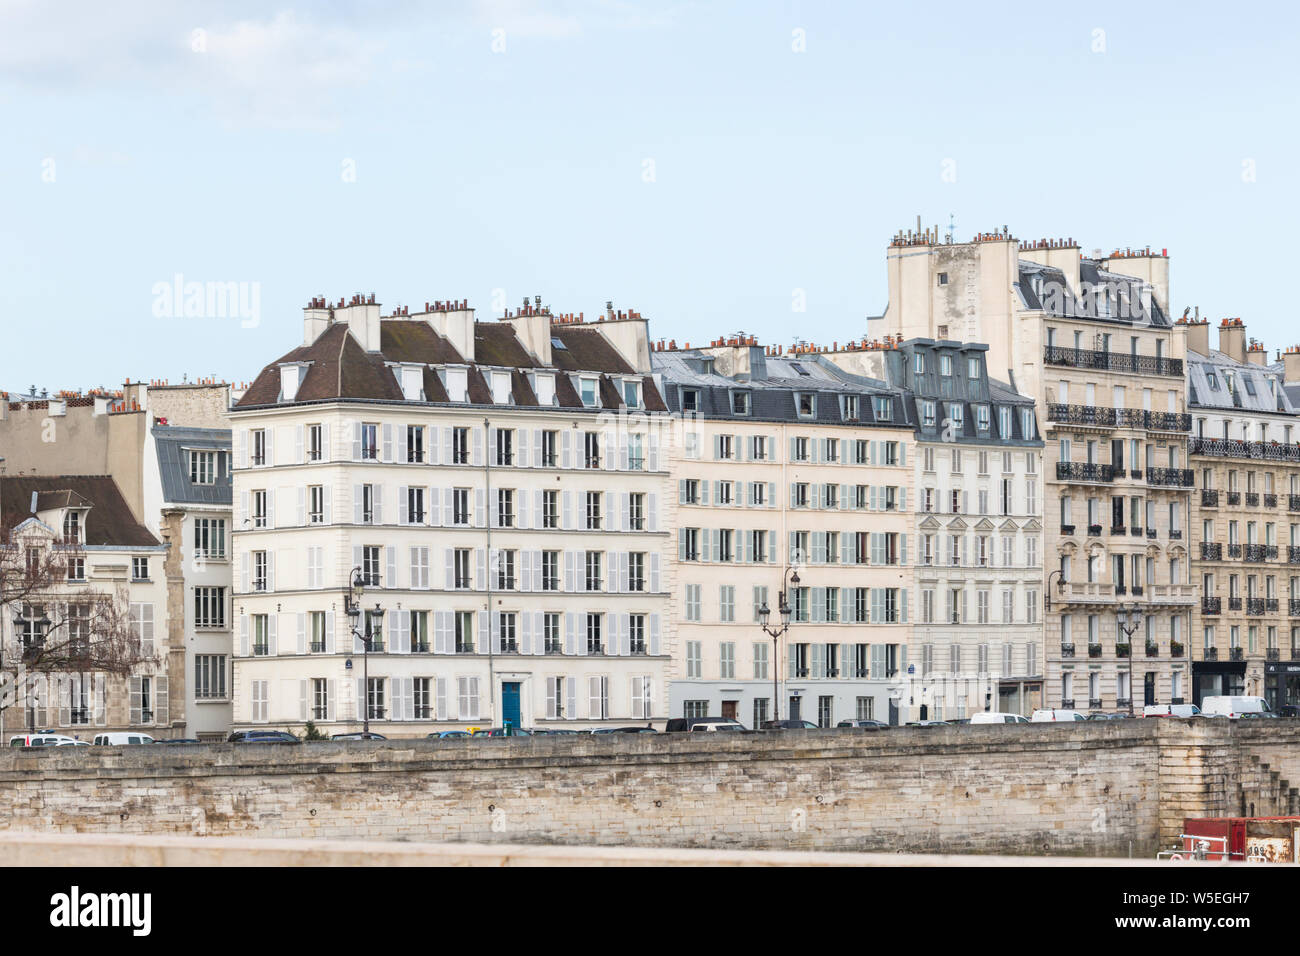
[502,682,521,732]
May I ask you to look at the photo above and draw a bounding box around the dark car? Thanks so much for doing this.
[591,726,657,734]
[531,729,579,736]
[759,719,820,730]
[429,730,470,739]
[228,730,301,743]
[330,732,388,740]
[1278,705,1300,718]
[155,738,204,744]
[904,720,951,727]
[837,719,889,729]
[470,727,533,737]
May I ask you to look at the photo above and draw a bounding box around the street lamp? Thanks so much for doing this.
[758,568,800,725]
[343,567,383,735]
[1117,604,1142,718]
[1045,568,1067,612]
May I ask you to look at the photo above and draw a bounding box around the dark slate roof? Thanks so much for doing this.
[551,326,634,373]
[474,322,537,368]
[1186,348,1297,415]
[1016,259,1169,328]
[380,321,465,365]
[238,322,402,407]
[153,426,233,506]
[652,349,913,429]
[0,476,160,547]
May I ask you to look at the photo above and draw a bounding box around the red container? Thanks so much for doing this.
[1181,817,1300,862]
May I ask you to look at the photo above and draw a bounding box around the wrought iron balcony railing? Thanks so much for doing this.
[1147,468,1195,488]
[1291,599,1300,617]
[1230,647,1245,661]
[1060,643,1076,658]
[1200,543,1222,561]
[1201,597,1221,614]
[1057,462,1119,483]
[1228,544,1243,559]
[1171,642,1185,658]
[1266,494,1278,509]
[1201,489,1219,507]
[1246,598,1266,616]
[1246,493,1260,507]
[1190,437,1300,463]
[1044,346,1183,377]
[1088,643,1103,658]
[1204,647,1218,660]
[1228,596,1242,610]
[1227,492,1241,506]
[1291,494,1300,512]
[1268,648,1281,661]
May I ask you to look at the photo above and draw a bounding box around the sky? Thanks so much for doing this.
[1,0,1297,392]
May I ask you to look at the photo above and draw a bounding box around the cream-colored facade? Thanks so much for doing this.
[654,344,912,727]
[875,229,1194,711]
[229,303,674,734]
[1185,319,1300,707]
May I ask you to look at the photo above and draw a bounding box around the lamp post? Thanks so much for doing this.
[1045,569,1067,612]
[1117,604,1142,718]
[757,568,800,726]
[343,567,383,735]
[12,607,52,733]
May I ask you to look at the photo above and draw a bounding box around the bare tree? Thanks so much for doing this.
[0,527,158,729]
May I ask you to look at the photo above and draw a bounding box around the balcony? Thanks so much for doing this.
[1145,584,1198,605]
[1146,528,1158,539]
[1060,643,1076,658]
[1117,698,1132,710]
[1116,643,1131,657]
[1131,526,1145,537]
[1201,543,1223,561]
[1089,698,1103,710]
[1244,544,1271,563]
[1147,468,1195,488]
[1230,647,1245,661]
[1145,642,1159,657]
[1088,524,1103,536]
[1170,530,1183,540]
[1246,493,1260,507]
[1110,525,1127,536]
[1229,596,1243,611]
[1047,404,1116,428]
[1228,492,1241,506]
[1115,585,1127,596]
[1291,600,1300,617]
[1201,597,1221,615]
[1290,546,1300,565]
[1088,643,1103,658]
[1266,494,1278,509]
[1132,585,1144,596]
[1291,494,1300,512]
[1146,411,1192,432]
[1204,647,1219,660]
[1171,642,1185,658]
[1061,699,1076,710]
[1060,524,1076,536]
[1267,598,1280,613]
[1058,462,1118,483]
[1228,544,1243,559]
[1268,648,1281,661]
[1201,489,1220,507]
[1062,582,1119,604]
[1190,437,1300,463]
[1044,345,1183,377]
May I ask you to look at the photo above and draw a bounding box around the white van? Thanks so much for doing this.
[91,732,155,746]
[1143,704,1201,718]
[970,712,1031,724]
[1030,709,1087,722]
[8,733,79,747]
[1201,696,1270,719]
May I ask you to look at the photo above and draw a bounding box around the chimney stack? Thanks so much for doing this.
[1178,308,1210,356]
[1246,337,1268,366]
[1283,346,1300,384]
[1218,318,1247,365]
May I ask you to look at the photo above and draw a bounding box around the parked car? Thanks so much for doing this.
[837,718,890,729]
[330,732,387,740]
[689,721,745,732]
[10,733,80,747]
[1277,705,1300,718]
[969,712,1030,725]
[759,719,820,730]
[591,726,657,734]
[531,729,579,736]
[665,716,740,732]
[429,730,470,739]
[1240,711,1281,719]
[154,738,203,744]
[56,739,92,746]
[227,730,301,743]
[92,732,155,745]
[905,720,951,727]
[470,727,534,737]
[1201,696,1272,719]
[1143,704,1201,718]
[1030,709,1087,722]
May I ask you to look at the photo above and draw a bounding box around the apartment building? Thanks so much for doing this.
[0,476,173,737]
[228,296,672,734]
[653,338,913,727]
[1184,318,1300,708]
[144,425,234,739]
[824,338,1045,717]
[875,228,1194,712]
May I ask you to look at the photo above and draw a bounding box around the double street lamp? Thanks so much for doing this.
[757,568,800,725]
[344,567,383,735]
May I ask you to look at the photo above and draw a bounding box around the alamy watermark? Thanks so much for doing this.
[151,274,260,328]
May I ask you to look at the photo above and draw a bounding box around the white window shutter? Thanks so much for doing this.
[268,614,278,656]
[295,425,304,464]
[267,552,276,591]
[299,679,308,721]
[382,423,393,462]
[386,546,396,588]
[326,612,336,653]
[297,613,307,654]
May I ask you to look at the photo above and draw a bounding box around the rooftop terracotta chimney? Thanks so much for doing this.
[1218,318,1247,365]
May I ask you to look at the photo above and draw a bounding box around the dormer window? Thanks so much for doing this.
[940,355,952,376]
[796,393,815,418]
[681,388,699,413]
[443,367,469,403]
[1206,370,1219,391]
[732,390,751,416]
[948,403,964,430]
[872,396,891,421]
[841,394,858,421]
[968,357,981,379]
[1021,409,1034,439]
[490,371,512,405]
[580,377,599,408]
[922,400,937,428]
[533,371,557,406]
[278,364,304,402]
[976,405,990,431]
[399,365,424,402]
[914,353,925,374]
[623,379,642,409]
[190,450,217,485]
[63,510,82,543]
[998,406,1011,436]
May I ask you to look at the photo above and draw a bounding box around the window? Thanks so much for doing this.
[497,488,514,527]
[543,614,561,655]
[132,556,149,581]
[585,551,603,591]
[585,492,602,530]
[681,389,700,413]
[793,437,809,462]
[250,681,268,722]
[752,435,768,461]
[686,641,702,678]
[580,378,598,407]
[190,450,217,485]
[720,642,735,679]
[408,486,426,524]
[584,432,601,469]
[308,424,324,461]
[308,487,325,525]
[453,488,470,526]
[588,676,609,719]
[251,429,267,466]
[362,546,380,587]
[629,493,645,531]
[454,549,472,589]
[623,379,642,409]
[499,612,518,652]
[194,517,227,558]
[195,655,227,700]
[685,584,701,622]
[796,393,815,418]
[543,490,559,529]
[716,481,734,506]
[629,615,647,655]
[587,614,604,654]
[457,677,480,720]
[495,428,513,466]
[628,433,644,471]
[541,551,559,591]
[922,401,936,428]
[629,552,645,592]
[873,396,892,421]
[452,427,470,465]
[194,587,226,629]
[720,586,735,622]
[310,611,327,652]
[540,430,558,467]
[252,614,269,656]
[843,395,859,421]
[732,391,750,415]
[454,611,475,653]
[360,423,378,460]
[67,557,85,581]
[753,640,768,679]
[496,550,516,590]
[407,425,425,463]
[914,353,926,374]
